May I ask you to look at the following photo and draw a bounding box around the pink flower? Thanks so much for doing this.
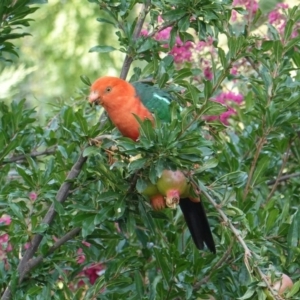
[84,263,105,285]
[231,10,238,22]
[76,241,91,264]
[6,243,13,252]
[267,3,300,38]
[82,241,91,247]
[140,29,148,37]
[24,242,31,250]
[0,233,9,243]
[231,0,259,22]
[220,108,236,125]
[215,91,244,105]
[154,17,193,64]
[114,222,121,233]
[230,66,238,75]
[0,234,12,253]
[77,248,86,264]
[155,26,172,41]
[232,0,258,14]
[203,115,218,122]
[203,66,213,80]
[0,215,11,225]
[204,91,243,125]
[29,192,37,201]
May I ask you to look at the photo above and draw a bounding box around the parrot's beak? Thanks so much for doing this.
[89,91,102,106]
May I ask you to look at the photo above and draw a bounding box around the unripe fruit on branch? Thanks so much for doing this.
[141,182,160,197]
[157,170,188,209]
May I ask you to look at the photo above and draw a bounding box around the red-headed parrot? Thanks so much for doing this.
[89,76,216,253]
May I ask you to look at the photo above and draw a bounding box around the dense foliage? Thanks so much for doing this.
[0,0,300,299]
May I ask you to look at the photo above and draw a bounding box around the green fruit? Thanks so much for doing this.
[157,170,188,208]
[157,170,188,195]
[141,182,159,197]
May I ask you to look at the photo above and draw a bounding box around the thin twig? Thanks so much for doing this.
[266,142,292,202]
[119,0,151,80]
[243,135,266,200]
[267,172,300,185]
[147,20,179,38]
[2,147,57,164]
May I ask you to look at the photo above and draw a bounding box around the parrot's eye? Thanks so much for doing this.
[105,87,112,93]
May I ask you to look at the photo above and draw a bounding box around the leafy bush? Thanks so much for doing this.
[1,0,300,299]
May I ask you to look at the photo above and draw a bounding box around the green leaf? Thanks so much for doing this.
[285,35,300,53]
[265,208,279,233]
[283,19,294,43]
[287,209,300,249]
[82,215,96,237]
[80,75,91,86]
[273,40,283,63]
[137,38,154,53]
[252,155,270,185]
[237,287,256,299]
[16,165,34,188]
[194,158,218,173]
[32,223,49,234]
[162,9,186,22]
[96,17,116,26]
[202,100,226,116]
[178,15,190,31]
[89,45,117,53]
[9,203,24,221]
[152,247,170,287]
[173,68,192,82]
[169,26,177,49]
[53,198,65,216]
[218,47,227,68]
[128,158,147,172]
[83,146,100,157]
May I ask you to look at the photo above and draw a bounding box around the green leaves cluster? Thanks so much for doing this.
[0,0,44,62]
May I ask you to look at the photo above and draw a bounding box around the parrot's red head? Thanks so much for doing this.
[89,76,135,111]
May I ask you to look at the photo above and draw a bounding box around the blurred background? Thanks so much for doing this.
[0,0,124,115]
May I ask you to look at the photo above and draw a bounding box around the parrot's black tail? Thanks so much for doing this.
[179,198,216,253]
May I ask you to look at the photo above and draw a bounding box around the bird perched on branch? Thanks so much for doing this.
[89,76,216,253]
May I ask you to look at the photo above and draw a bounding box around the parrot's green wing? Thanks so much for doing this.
[132,82,172,122]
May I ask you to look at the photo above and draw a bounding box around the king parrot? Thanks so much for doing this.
[89,76,216,253]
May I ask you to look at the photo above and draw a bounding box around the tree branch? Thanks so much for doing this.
[18,227,81,279]
[119,0,152,80]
